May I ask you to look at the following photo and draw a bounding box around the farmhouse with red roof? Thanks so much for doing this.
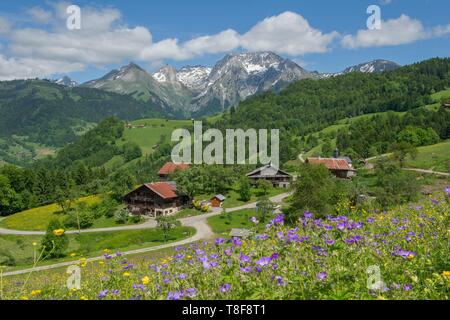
[306,157,357,179]
[158,162,190,180]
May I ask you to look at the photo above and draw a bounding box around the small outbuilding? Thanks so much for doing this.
[211,194,226,207]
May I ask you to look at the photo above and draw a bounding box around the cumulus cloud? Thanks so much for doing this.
[1,7,340,80]
[0,54,84,80]
[342,14,450,49]
[240,11,339,56]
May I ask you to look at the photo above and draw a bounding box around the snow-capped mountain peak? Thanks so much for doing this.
[343,59,400,74]
[153,65,178,84]
[176,66,212,90]
[54,76,78,87]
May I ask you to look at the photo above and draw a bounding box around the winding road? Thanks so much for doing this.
[1,192,291,277]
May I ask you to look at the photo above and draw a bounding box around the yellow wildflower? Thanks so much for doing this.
[442,271,450,278]
[99,261,104,265]
[32,242,37,246]
[103,249,110,254]
[52,229,65,236]
[407,254,415,260]
[142,276,150,285]
[31,290,42,296]
[80,296,88,300]
[123,272,130,277]
[70,253,77,257]
[21,296,29,300]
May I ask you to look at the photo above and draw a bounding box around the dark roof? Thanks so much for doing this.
[246,163,292,178]
[158,162,190,175]
[306,157,354,171]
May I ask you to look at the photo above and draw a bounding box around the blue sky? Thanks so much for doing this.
[0,0,449,82]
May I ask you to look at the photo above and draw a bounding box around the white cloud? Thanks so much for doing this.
[240,11,339,56]
[1,8,340,80]
[27,7,53,24]
[0,54,84,80]
[342,14,450,49]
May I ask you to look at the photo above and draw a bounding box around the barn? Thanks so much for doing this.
[246,163,292,188]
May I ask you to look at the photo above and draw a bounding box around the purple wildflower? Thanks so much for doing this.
[167,291,183,300]
[304,211,313,219]
[403,284,413,291]
[240,266,252,273]
[336,222,346,231]
[178,273,187,280]
[316,272,328,280]
[256,256,272,267]
[273,275,286,286]
[215,238,226,246]
[239,253,251,263]
[185,288,197,298]
[220,283,231,293]
[255,233,268,240]
[97,290,109,299]
[231,237,242,247]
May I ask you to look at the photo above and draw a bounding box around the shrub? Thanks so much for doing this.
[129,215,144,224]
[114,207,130,224]
[41,220,68,259]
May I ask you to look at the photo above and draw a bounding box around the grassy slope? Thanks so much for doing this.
[0,195,101,231]
[104,118,192,170]
[406,140,450,172]
[120,118,192,155]
[0,195,146,232]
[207,208,258,235]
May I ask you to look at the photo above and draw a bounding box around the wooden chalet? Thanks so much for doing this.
[123,181,189,217]
[246,163,292,188]
[306,157,357,179]
[211,194,226,207]
[158,162,190,180]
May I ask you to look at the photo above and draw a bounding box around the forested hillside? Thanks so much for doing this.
[0,80,164,148]
[212,58,450,161]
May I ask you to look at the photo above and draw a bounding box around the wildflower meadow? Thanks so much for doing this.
[2,190,449,300]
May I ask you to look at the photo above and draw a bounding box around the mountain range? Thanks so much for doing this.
[75,52,400,117]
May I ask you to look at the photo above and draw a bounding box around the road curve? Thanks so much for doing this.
[1,192,291,277]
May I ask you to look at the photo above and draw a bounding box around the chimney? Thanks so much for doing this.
[333,148,340,159]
